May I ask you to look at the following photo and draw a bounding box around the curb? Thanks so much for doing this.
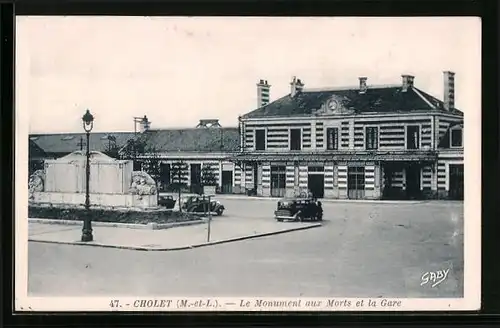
[28,218,206,230]
[28,223,322,251]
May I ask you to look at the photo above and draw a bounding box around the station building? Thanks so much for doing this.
[231,72,464,200]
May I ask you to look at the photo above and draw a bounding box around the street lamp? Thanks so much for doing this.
[81,109,94,242]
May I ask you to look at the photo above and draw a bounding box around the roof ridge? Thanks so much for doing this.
[30,131,135,136]
[148,126,238,132]
[302,84,402,92]
[411,87,436,110]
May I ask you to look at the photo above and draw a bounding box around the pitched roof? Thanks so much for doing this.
[29,132,136,154]
[140,127,240,152]
[242,85,463,119]
[29,139,46,158]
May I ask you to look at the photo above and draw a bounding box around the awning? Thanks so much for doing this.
[227,150,438,163]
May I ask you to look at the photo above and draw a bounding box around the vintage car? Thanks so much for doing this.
[158,195,177,209]
[181,195,225,216]
[274,197,323,222]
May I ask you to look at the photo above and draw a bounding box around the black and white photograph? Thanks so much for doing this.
[16,16,481,312]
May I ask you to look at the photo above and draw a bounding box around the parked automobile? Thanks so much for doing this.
[158,195,176,209]
[182,195,225,216]
[274,197,323,222]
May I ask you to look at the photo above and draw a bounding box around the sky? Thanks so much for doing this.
[16,16,481,134]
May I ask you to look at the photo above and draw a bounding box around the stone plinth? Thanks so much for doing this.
[32,192,157,209]
[30,151,158,209]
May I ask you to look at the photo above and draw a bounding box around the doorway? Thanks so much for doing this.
[308,174,325,199]
[405,165,421,199]
[190,164,202,194]
[221,170,233,194]
[159,163,171,191]
[348,166,365,199]
[449,164,464,200]
[270,165,286,197]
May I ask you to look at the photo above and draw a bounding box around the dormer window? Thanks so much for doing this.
[450,127,463,148]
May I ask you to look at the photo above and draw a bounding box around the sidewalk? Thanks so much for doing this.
[28,217,321,251]
[159,192,427,204]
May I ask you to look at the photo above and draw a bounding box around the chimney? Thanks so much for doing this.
[401,74,415,92]
[290,76,305,97]
[138,115,150,133]
[196,119,221,128]
[256,79,271,108]
[359,77,368,94]
[443,71,455,110]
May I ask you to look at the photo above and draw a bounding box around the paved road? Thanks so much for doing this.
[28,199,464,298]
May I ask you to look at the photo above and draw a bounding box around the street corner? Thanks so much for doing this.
[171,221,324,250]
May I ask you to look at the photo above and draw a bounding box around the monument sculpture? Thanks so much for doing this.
[28,169,45,200]
[129,171,157,198]
[28,151,158,209]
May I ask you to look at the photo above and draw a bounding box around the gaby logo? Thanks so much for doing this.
[420,269,450,288]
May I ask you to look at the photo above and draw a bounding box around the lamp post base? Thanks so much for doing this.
[81,230,94,242]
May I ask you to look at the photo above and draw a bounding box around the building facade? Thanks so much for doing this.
[231,73,464,200]
[133,120,242,194]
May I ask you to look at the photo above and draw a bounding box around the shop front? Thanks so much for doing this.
[231,150,438,200]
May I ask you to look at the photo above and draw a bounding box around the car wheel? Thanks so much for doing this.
[277,218,283,222]
[216,208,223,216]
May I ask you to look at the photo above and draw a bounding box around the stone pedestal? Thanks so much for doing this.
[30,151,158,209]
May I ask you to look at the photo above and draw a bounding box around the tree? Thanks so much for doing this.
[140,144,162,202]
[119,136,162,202]
[201,164,218,192]
[103,136,120,159]
[170,161,189,212]
[119,137,146,170]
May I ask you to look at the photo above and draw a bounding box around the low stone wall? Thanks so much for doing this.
[32,191,157,208]
[28,205,201,225]
[29,217,206,230]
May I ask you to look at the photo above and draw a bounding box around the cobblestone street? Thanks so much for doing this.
[28,199,464,298]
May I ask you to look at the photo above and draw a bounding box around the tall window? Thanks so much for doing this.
[406,125,420,149]
[270,166,286,197]
[255,129,266,150]
[290,128,302,150]
[365,127,379,150]
[450,128,463,148]
[160,163,171,187]
[326,127,339,150]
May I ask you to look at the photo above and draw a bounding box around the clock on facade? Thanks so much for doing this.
[328,99,339,111]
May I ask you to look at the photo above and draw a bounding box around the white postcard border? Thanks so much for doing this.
[14,17,482,312]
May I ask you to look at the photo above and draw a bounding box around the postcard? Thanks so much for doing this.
[16,16,481,312]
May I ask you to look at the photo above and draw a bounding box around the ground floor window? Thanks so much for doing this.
[270,165,286,197]
[221,170,233,194]
[190,164,202,194]
[348,166,365,199]
[449,164,464,200]
[159,163,170,191]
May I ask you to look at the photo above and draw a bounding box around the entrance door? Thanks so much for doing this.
[405,165,421,199]
[190,164,202,194]
[308,174,325,199]
[221,170,233,194]
[449,164,464,200]
[348,166,365,199]
[270,166,286,197]
[159,163,171,191]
